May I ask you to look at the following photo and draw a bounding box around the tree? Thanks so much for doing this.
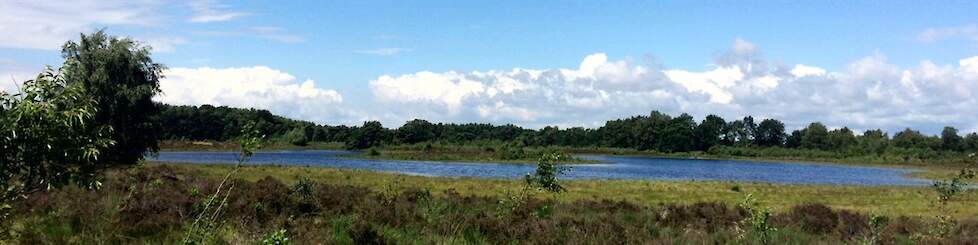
[658,113,697,152]
[857,129,889,155]
[694,115,726,151]
[741,116,758,146]
[396,119,435,144]
[801,122,829,150]
[285,127,310,146]
[785,130,804,148]
[941,126,964,152]
[526,152,569,193]
[965,133,978,152]
[893,128,928,149]
[1,68,115,220]
[346,121,387,149]
[754,119,786,147]
[827,127,856,150]
[61,30,165,165]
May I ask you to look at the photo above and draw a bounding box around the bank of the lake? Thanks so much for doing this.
[150,150,928,185]
[159,140,344,152]
[158,141,974,183]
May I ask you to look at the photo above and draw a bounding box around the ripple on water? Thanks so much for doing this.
[149,150,930,186]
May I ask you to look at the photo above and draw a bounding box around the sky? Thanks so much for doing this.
[1,0,978,135]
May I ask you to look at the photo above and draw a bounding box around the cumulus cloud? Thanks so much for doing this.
[0,0,163,50]
[369,52,689,128]
[790,64,827,77]
[158,66,355,124]
[368,39,978,133]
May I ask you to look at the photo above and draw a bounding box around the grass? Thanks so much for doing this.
[167,163,977,218]
[6,163,977,243]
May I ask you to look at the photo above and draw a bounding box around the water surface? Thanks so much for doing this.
[150,150,929,186]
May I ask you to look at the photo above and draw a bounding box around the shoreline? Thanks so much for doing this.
[157,141,971,182]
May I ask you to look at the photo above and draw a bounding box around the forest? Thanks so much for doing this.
[159,104,978,165]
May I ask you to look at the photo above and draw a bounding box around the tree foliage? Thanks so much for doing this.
[1,68,115,220]
[156,105,978,157]
[61,30,164,165]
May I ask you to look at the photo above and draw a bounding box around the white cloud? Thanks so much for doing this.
[918,24,978,43]
[0,0,163,50]
[664,66,742,104]
[366,39,978,133]
[0,58,40,93]
[195,27,305,44]
[247,26,305,43]
[355,48,413,56]
[0,70,34,93]
[370,71,486,113]
[369,52,688,127]
[142,37,188,53]
[158,66,351,124]
[790,64,827,77]
[187,0,249,23]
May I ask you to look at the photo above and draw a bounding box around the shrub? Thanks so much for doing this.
[789,203,837,234]
[261,229,291,245]
[285,128,310,146]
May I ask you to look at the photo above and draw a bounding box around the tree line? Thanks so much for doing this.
[157,105,978,156]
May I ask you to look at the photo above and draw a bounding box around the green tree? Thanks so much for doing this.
[284,127,310,146]
[940,126,964,152]
[526,152,569,193]
[893,128,929,149]
[61,30,165,165]
[346,121,387,149]
[827,127,856,150]
[754,119,786,147]
[694,114,726,151]
[659,113,696,152]
[1,68,115,221]
[785,129,804,148]
[396,119,435,144]
[741,116,757,146]
[857,129,889,155]
[801,122,830,150]
[965,133,978,152]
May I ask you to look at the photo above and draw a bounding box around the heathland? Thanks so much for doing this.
[4,31,977,244]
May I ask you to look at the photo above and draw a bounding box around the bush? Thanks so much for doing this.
[285,128,310,146]
[789,203,837,234]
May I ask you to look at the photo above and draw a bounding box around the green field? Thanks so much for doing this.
[173,163,976,218]
[6,162,975,244]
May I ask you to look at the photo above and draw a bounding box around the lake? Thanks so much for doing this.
[149,150,930,186]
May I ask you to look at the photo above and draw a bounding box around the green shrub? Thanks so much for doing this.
[285,128,309,146]
[261,229,291,245]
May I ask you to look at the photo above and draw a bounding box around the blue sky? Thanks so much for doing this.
[2,1,978,134]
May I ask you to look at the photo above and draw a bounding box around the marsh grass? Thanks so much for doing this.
[4,164,977,243]
[173,163,978,218]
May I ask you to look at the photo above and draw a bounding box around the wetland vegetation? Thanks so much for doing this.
[3,30,977,244]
